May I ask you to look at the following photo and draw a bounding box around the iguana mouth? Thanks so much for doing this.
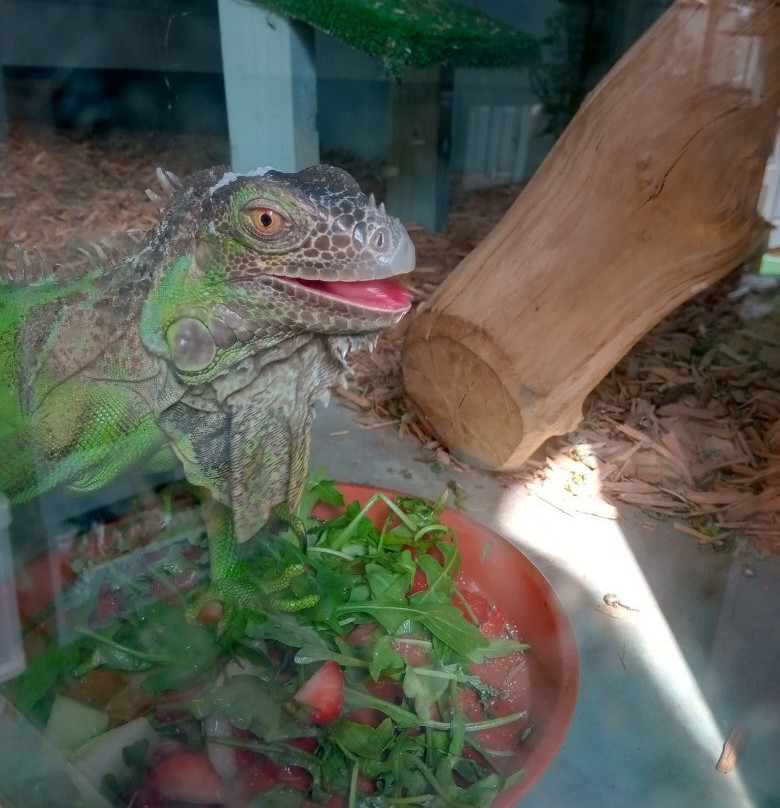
[293,277,411,312]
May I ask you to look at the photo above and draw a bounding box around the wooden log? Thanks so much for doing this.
[402,0,780,471]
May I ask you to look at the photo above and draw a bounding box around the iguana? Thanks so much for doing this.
[0,163,413,616]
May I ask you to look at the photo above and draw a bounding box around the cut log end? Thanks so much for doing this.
[403,312,583,470]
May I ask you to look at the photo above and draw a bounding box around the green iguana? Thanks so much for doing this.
[0,163,413,616]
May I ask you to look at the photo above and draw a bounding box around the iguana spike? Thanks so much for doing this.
[59,229,150,279]
[7,244,54,284]
[11,244,28,281]
[156,167,182,196]
[367,193,377,210]
[85,242,109,262]
[145,188,166,211]
[34,247,53,278]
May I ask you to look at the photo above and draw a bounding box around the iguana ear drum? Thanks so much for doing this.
[166,317,217,372]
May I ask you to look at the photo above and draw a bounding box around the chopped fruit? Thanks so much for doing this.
[357,774,377,793]
[292,660,345,723]
[347,707,385,728]
[392,639,430,667]
[479,606,510,638]
[364,677,404,705]
[408,567,427,595]
[147,752,222,804]
[276,763,313,791]
[287,736,318,753]
[94,585,121,623]
[344,621,377,646]
[229,756,278,806]
[454,589,491,625]
[195,599,224,624]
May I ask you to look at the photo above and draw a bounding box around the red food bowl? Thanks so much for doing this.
[321,484,579,807]
[8,481,578,808]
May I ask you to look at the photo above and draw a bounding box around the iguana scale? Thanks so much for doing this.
[0,164,413,614]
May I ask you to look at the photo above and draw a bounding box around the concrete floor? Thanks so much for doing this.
[310,400,780,808]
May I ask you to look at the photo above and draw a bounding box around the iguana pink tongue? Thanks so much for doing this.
[300,278,411,311]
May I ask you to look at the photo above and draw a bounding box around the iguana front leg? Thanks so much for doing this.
[165,336,341,624]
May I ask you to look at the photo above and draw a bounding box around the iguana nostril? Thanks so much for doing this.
[371,229,386,250]
[388,230,416,273]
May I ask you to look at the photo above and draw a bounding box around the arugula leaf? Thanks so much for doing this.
[338,598,490,660]
[246,611,328,651]
[248,786,306,808]
[327,716,395,760]
[310,478,344,508]
[189,675,296,740]
[4,640,83,716]
[368,634,404,680]
[365,562,409,603]
[414,542,459,599]
[403,666,448,720]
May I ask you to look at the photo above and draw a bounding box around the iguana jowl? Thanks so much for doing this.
[0,164,413,609]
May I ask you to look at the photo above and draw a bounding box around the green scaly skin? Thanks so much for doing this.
[0,164,414,622]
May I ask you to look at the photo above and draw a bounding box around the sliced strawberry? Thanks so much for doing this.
[392,638,430,667]
[148,752,222,804]
[456,682,524,756]
[347,707,385,727]
[287,736,318,753]
[455,686,486,722]
[93,585,121,624]
[453,589,490,625]
[195,599,225,625]
[479,606,510,638]
[276,763,312,791]
[345,622,377,646]
[148,738,192,765]
[229,755,278,806]
[408,567,427,595]
[364,676,404,705]
[231,728,264,767]
[155,682,206,724]
[128,784,166,808]
[357,774,377,793]
[292,660,344,723]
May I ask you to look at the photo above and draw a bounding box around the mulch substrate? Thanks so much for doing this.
[2,123,777,554]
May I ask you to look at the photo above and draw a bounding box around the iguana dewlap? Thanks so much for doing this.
[0,164,413,586]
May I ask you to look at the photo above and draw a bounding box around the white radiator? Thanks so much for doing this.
[463,103,542,189]
[759,119,780,250]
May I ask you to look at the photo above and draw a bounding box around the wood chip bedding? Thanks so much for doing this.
[2,123,777,554]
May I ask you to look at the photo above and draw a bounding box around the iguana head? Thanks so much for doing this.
[139,165,416,539]
[142,164,414,379]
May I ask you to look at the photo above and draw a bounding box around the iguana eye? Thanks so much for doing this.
[248,206,286,236]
